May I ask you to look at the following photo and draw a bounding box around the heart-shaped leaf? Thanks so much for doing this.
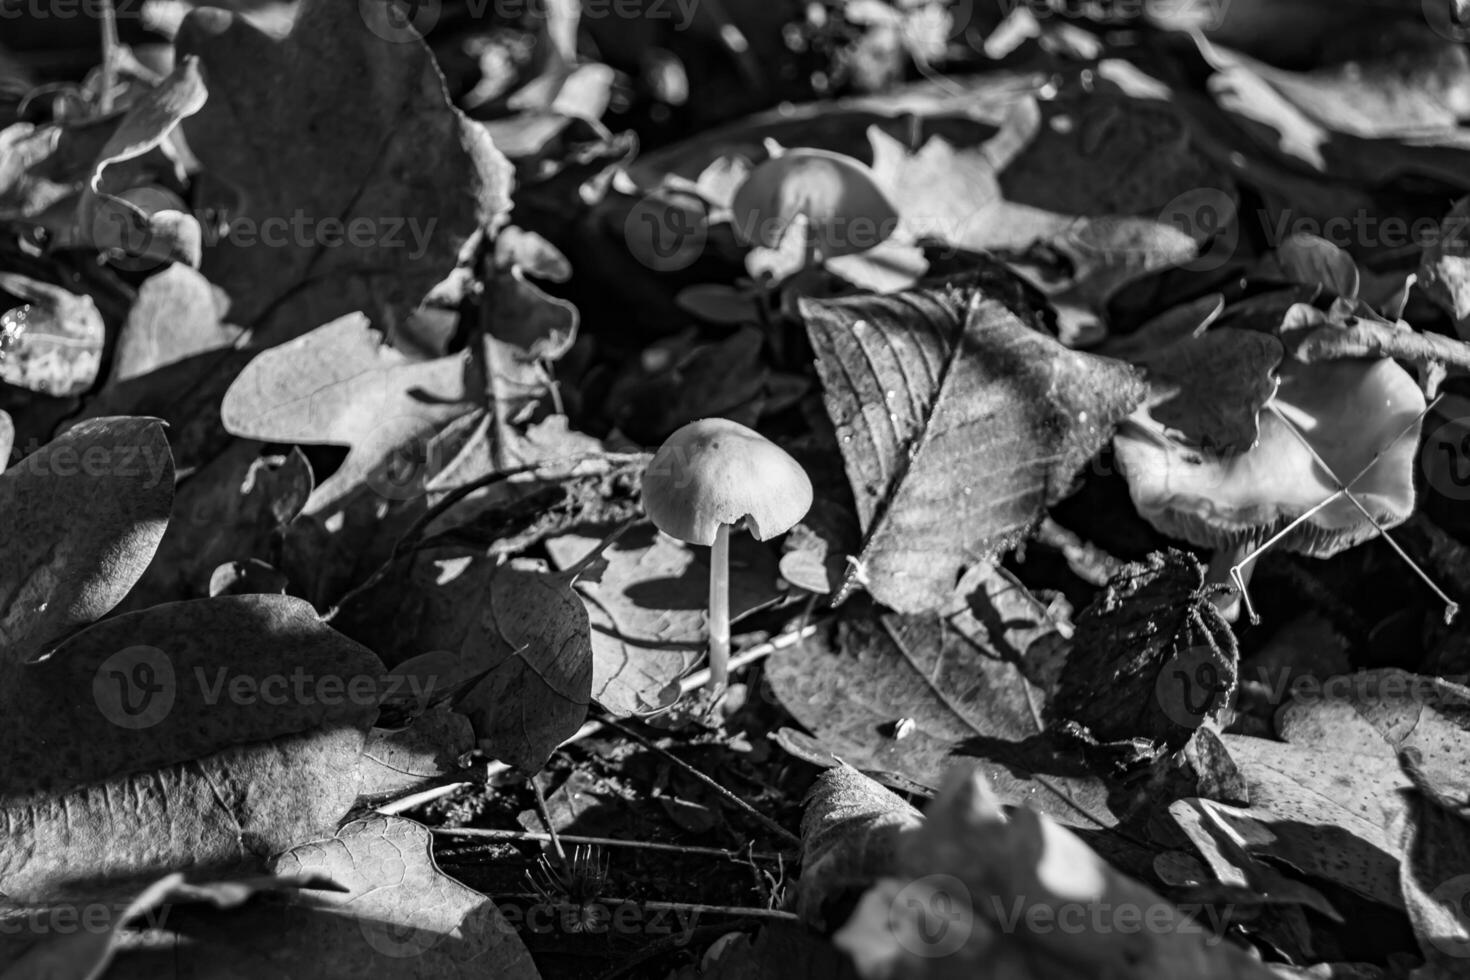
[176,0,513,340]
[0,594,382,902]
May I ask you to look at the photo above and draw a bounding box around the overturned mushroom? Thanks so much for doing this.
[642,418,813,688]
[1115,338,1435,622]
[731,147,899,261]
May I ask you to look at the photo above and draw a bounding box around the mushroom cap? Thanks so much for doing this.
[731,148,899,259]
[642,418,814,546]
[1114,354,1424,558]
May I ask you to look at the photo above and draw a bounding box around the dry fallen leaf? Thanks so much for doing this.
[800,282,1145,612]
[829,766,1279,979]
[221,314,473,515]
[103,817,542,979]
[1052,550,1238,763]
[176,0,514,342]
[454,560,593,772]
[769,564,1123,830]
[0,593,382,903]
[546,523,782,715]
[0,416,173,659]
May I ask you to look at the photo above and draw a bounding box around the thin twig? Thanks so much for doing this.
[323,453,617,621]
[600,718,801,849]
[374,720,606,816]
[1261,401,1457,622]
[531,774,568,865]
[493,892,798,921]
[434,828,783,862]
[562,519,636,581]
[677,622,819,696]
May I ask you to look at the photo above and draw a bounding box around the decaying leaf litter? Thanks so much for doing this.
[8,0,1470,976]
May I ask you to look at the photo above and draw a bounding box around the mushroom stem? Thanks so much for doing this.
[709,522,732,688]
[1208,544,1254,624]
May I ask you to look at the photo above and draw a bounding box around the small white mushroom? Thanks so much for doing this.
[642,418,813,687]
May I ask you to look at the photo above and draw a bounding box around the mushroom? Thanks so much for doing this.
[1114,344,1429,622]
[642,418,813,688]
[731,147,899,261]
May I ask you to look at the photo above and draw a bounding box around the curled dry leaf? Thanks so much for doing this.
[798,765,922,930]
[829,766,1278,980]
[76,55,207,269]
[1293,315,1470,376]
[1051,550,1238,763]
